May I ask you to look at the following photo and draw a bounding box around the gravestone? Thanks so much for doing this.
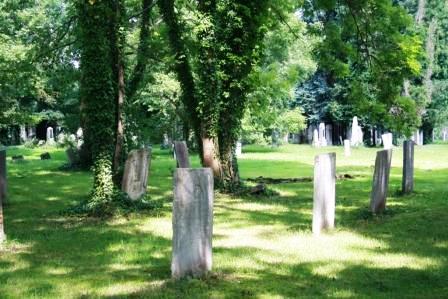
[312,129,320,148]
[20,126,27,143]
[121,148,151,200]
[344,139,351,157]
[350,117,363,146]
[402,140,414,194]
[76,127,83,139]
[40,152,51,160]
[318,122,327,147]
[325,124,333,146]
[46,127,55,145]
[172,168,213,279]
[28,126,36,139]
[312,153,336,235]
[381,133,393,149]
[370,149,393,213]
[412,130,424,146]
[0,149,6,242]
[235,141,242,157]
[174,141,191,168]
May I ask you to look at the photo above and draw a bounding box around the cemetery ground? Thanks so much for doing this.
[0,144,447,298]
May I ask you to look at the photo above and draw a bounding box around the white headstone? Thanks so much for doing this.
[381,133,393,149]
[76,128,83,139]
[318,122,327,147]
[20,126,27,143]
[46,127,55,145]
[350,117,363,146]
[0,149,6,243]
[235,141,242,157]
[344,139,351,157]
[412,130,423,146]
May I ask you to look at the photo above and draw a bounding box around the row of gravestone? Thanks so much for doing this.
[170,140,416,278]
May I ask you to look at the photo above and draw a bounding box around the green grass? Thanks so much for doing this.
[1,144,447,298]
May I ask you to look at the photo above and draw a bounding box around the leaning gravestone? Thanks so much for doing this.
[0,149,6,242]
[344,139,351,157]
[402,140,414,194]
[312,152,336,235]
[381,133,393,149]
[174,141,191,168]
[370,149,393,213]
[172,168,213,279]
[121,148,151,200]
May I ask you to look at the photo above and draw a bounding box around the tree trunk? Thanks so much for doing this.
[202,137,221,179]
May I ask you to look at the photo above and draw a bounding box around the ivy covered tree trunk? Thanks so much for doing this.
[77,0,118,206]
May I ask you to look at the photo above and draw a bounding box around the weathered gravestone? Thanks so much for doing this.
[20,126,27,143]
[370,149,393,213]
[312,153,336,235]
[46,127,55,145]
[402,140,414,194]
[325,124,333,146]
[172,168,213,279]
[174,141,191,168]
[344,139,351,157]
[312,129,320,148]
[381,133,393,149]
[0,149,6,242]
[121,148,151,200]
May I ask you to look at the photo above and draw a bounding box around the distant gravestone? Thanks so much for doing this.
[381,133,393,149]
[121,148,151,200]
[344,139,351,157]
[312,129,320,148]
[370,149,393,213]
[325,124,333,146]
[174,141,191,168]
[0,149,6,242]
[319,122,327,147]
[402,140,414,194]
[172,168,213,279]
[20,126,27,143]
[46,127,55,145]
[312,153,336,235]
[412,130,424,146]
[235,141,242,157]
[350,117,363,146]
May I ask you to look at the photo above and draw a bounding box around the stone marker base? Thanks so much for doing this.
[172,168,213,279]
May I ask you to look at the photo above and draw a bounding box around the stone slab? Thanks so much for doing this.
[172,168,213,279]
[402,140,414,194]
[312,152,336,235]
[121,148,151,200]
[370,149,392,213]
[174,141,191,168]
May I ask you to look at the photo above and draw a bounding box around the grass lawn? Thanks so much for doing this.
[0,144,447,298]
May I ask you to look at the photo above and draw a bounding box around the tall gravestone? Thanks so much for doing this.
[344,139,351,157]
[325,124,333,146]
[318,122,327,147]
[312,153,336,235]
[172,168,214,279]
[46,127,55,145]
[402,140,414,194]
[121,148,151,200]
[0,149,6,243]
[174,141,191,168]
[412,130,424,146]
[20,126,27,143]
[350,117,363,146]
[370,149,393,213]
[381,133,393,149]
[312,129,320,148]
